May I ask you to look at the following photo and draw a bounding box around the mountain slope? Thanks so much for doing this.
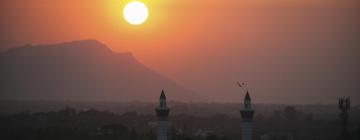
[0,40,198,101]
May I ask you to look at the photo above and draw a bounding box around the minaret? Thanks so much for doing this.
[156,90,170,140]
[240,91,255,140]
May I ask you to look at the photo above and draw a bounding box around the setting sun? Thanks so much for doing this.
[123,1,148,25]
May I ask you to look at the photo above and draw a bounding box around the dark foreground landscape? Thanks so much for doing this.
[1,101,359,140]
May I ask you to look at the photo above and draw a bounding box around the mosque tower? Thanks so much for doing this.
[240,91,255,140]
[156,90,170,140]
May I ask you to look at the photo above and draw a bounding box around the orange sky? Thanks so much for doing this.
[0,0,359,103]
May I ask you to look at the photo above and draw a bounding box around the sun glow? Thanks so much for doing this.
[123,1,149,25]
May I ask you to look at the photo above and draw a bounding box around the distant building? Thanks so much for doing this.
[240,91,255,140]
[156,90,170,140]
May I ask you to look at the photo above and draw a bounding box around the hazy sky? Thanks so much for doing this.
[0,0,359,104]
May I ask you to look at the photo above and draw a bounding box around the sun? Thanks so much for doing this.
[123,1,149,25]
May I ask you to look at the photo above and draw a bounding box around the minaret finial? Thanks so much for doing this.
[159,90,167,109]
[244,91,252,109]
[245,91,251,101]
[160,90,166,99]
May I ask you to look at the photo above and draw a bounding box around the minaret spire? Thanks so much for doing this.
[160,90,166,99]
[156,90,170,140]
[159,90,167,109]
[244,91,252,109]
[240,90,255,140]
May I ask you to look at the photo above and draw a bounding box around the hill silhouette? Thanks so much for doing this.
[0,40,198,101]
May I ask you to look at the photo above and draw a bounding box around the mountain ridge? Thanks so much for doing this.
[0,39,199,102]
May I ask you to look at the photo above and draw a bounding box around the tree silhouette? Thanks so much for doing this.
[283,106,299,121]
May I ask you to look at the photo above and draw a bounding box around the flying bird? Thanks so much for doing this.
[236,81,248,94]
[237,82,245,87]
